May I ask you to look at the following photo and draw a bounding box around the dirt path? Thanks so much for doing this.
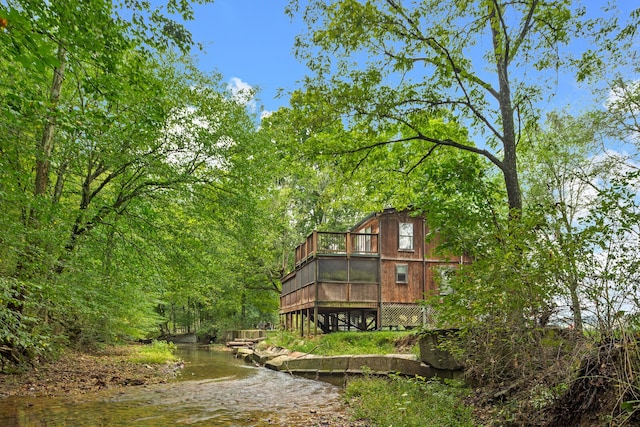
[0,346,182,399]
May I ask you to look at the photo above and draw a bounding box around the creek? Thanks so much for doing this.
[0,346,349,426]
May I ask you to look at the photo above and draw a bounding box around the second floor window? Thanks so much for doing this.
[399,222,414,250]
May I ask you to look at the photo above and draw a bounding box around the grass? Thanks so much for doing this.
[129,340,178,364]
[263,330,418,355]
[344,373,475,427]
[264,331,475,426]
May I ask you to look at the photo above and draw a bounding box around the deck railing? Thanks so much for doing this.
[294,231,379,265]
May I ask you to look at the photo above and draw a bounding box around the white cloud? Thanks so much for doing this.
[163,105,232,171]
[606,80,640,111]
[227,77,256,110]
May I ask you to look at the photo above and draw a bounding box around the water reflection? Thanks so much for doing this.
[174,345,255,380]
[0,346,347,426]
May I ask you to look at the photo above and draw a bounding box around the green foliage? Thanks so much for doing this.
[519,111,640,334]
[429,218,557,329]
[0,0,277,364]
[344,374,474,427]
[424,216,571,384]
[529,382,569,411]
[258,107,375,243]
[579,170,640,333]
[412,150,506,256]
[129,340,178,364]
[288,0,583,211]
[0,277,56,366]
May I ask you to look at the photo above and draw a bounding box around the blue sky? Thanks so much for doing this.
[179,1,636,119]
[185,1,305,115]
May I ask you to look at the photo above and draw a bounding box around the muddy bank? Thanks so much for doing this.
[0,346,182,399]
[0,345,368,427]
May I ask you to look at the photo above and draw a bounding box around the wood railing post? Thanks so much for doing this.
[312,231,318,256]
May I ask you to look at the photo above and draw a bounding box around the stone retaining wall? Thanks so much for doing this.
[235,347,463,382]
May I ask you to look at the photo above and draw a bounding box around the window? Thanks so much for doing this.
[396,264,408,283]
[399,222,414,250]
[436,266,456,295]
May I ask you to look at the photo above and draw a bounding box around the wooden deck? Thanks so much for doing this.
[281,232,380,309]
[280,231,381,333]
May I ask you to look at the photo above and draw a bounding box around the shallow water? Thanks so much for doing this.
[0,346,347,426]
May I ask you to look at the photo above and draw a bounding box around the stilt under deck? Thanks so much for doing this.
[280,307,379,336]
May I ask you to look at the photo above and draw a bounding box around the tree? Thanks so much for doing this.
[0,0,270,361]
[287,0,578,214]
[258,107,379,258]
[520,112,605,331]
[2,0,208,204]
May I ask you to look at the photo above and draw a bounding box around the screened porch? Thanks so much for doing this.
[280,230,381,332]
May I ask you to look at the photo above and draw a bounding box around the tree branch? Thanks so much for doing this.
[509,0,539,65]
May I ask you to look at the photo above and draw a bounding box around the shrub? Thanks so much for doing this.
[345,374,474,427]
[130,340,177,364]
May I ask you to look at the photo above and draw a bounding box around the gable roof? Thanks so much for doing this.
[349,207,415,231]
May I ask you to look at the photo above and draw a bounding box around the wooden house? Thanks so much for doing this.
[279,208,471,335]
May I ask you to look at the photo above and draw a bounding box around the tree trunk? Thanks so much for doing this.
[34,44,66,197]
[52,160,68,204]
[489,5,523,214]
[502,158,523,213]
[569,278,583,332]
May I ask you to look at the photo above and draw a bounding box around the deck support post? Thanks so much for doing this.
[299,309,303,337]
[306,308,311,337]
[313,306,318,336]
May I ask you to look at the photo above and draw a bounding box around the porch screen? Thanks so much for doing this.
[299,260,316,287]
[349,258,379,283]
[282,277,293,294]
[318,259,348,282]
